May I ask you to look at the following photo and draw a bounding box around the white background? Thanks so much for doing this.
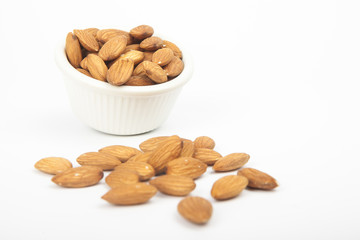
[1,0,360,239]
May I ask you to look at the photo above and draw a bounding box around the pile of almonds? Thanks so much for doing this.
[35,135,278,224]
[65,25,184,86]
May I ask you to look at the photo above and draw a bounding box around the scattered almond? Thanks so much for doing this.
[194,136,215,149]
[139,136,169,152]
[76,152,121,170]
[115,161,155,181]
[99,145,142,162]
[166,157,207,179]
[193,148,222,166]
[105,169,139,187]
[211,175,248,200]
[52,166,103,188]
[178,196,212,224]
[237,168,278,190]
[180,139,195,157]
[213,153,250,172]
[150,175,195,196]
[34,157,73,175]
[127,151,153,163]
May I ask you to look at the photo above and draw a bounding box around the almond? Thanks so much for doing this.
[99,145,142,162]
[96,29,132,44]
[142,61,168,83]
[98,35,127,61]
[237,168,278,190]
[76,68,92,77]
[86,54,108,81]
[80,56,88,70]
[163,56,184,78]
[147,135,182,174]
[133,62,146,76]
[149,175,195,196]
[213,153,250,172]
[152,48,174,66]
[166,157,207,179]
[105,169,139,187]
[140,36,163,51]
[84,28,99,37]
[52,166,103,188]
[211,175,248,200]
[193,148,222,166]
[163,40,182,59]
[180,139,195,157]
[124,75,155,86]
[118,50,144,65]
[130,25,154,40]
[124,44,141,53]
[65,32,82,68]
[101,182,157,205]
[194,136,215,149]
[139,136,169,152]
[127,151,153,163]
[73,29,99,52]
[115,161,155,181]
[177,196,212,224]
[76,152,122,170]
[106,58,134,86]
[143,51,154,61]
[34,157,72,175]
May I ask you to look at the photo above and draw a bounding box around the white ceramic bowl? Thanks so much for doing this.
[55,40,193,135]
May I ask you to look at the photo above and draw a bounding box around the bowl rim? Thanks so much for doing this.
[55,37,193,96]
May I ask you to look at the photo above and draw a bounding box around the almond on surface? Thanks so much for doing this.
[99,145,142,162]
[177,196,212,224]
[149,175,196,196]
[52,166,103,188]
[152,48,174,66]
[65,32,82,68]
[35,157,72,175]
[211,175,248,200]
[194,136,215,149]
[140,36,163,51]
[213,153,250,172]
[142,61,168,83]
[180,139,195,157]
[166,157,207,179]
[115,161,155,181]
[147,135,182,175]
[86,54,108,81]
[237,168,278,190]
[139,136,169,152]
[106,58,134,86]
[105,169,139,187]
[194,148,222,166]
[73,29,99,52]
[130,25,154,40]
[127,151,153,163]
[101,182,157,205]
[76,152,121,170]
[98,35,127,61]
[163,56,184,78]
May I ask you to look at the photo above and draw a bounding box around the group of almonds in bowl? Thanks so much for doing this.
[35,135,278,225]
[65,25,184,86]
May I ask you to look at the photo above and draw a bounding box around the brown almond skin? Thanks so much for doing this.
[142,61,168,83]
[86,54,108,81]
[139,136,169,152]
[147,135,183,175]
[65,32,82,68]
[124,75,155,86]
[34,157,72,175]
[163,56,184,78]
[76,152,122,170]
[194,148,222,166]
[163,40,182,59]
[124,44,141,53]
[150,175,195,196]
[213,153,250,172]
[143,51,154,62]
[166,157,207,179]
[101,183,157,205]
[127,151,153,163]
[99,145,142,162]
[194,136,215,149]
[152,48,174,66]
[96,29,132,44]
[130,25,154,40]
[105,169,139,188]
[180,139,195,157]
[132,62,146,76]
[52,166,103,188]
[80,57,88,70]
[76,68,92,78]
[73,29,99,52]
[140,36,163,51]
[115,161,155,181]
[178,196,212,224]
[237,168,278,190]
[118,50,144,65]
[106,58,134,86]
[98,35,127,61]
[84,28,99,37]
[211,175,248,200]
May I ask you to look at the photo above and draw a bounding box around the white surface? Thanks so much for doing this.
[1,0,360,239]
[55,40,193,135]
